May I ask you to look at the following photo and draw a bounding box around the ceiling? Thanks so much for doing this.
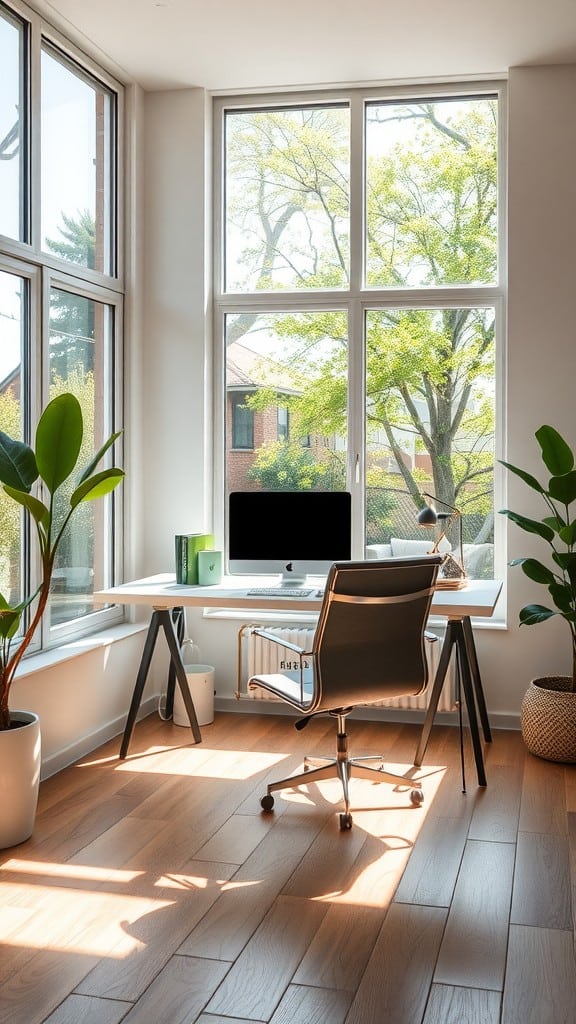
[31,0,576,92]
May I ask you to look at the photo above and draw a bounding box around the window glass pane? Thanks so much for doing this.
[226,311,348,494]
[231,393,254,449]
[224,106,350,292]
[0,269,25,617]
[41,47,114,274]
[49,287,114,626]
[365,307,495,578]
[0,9,24,241]
[365,97,498,288]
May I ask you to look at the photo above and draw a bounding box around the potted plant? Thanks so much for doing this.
[0,393,124,847]
[500,423,576,761]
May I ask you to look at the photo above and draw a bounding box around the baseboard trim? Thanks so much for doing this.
[40,695,158,779]
[214,695,521,730]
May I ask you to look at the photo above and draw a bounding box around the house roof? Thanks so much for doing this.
[227,342,301,396]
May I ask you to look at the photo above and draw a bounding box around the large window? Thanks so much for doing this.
[0,0,123,650]
[216,86,504,579]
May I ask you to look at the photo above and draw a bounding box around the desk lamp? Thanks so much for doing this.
[417,492,466,583]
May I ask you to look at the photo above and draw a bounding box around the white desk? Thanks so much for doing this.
[95,574,502,785]
[96,572,501,618]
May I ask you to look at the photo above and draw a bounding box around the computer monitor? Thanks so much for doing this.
[228,490,352,585]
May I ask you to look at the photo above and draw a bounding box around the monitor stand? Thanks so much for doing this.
[278,568,307,587]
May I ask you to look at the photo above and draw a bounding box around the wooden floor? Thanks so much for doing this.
[1,710,576,1024]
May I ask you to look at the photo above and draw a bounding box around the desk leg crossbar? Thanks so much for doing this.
[119,607,202,759]
[414,616,491,788]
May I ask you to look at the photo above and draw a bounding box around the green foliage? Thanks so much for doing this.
[248,441,345,491]
[0,393,124,728]
[500,425,576,690]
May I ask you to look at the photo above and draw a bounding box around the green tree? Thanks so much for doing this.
[45,210,96,378]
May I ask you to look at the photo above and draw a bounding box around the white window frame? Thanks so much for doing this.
[212,81,508,587]
[0,0,125,649]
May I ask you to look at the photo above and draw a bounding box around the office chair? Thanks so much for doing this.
[249,555,443,829]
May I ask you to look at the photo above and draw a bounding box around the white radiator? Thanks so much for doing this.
[237,623,454,711]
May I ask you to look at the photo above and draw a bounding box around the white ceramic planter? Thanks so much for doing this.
[0,711,41,849]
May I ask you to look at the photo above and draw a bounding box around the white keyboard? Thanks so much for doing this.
[247,587,314,597]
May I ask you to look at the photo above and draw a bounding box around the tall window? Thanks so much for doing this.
[0,1,123,649]
[216,86,504,579]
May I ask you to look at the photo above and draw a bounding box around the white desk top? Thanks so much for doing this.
[95,573,502,619]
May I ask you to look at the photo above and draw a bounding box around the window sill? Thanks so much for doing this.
[15,623,148,680]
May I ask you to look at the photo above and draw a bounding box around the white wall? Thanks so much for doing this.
[20,63,576,777]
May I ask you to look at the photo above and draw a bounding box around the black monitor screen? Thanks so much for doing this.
[228,490,352,581]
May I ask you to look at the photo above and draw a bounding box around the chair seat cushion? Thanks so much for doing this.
[249,670,314,706]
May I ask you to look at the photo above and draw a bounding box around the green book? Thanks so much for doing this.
[175,533,214,584]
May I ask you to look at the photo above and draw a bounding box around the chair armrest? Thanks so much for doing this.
[251,627,311,656]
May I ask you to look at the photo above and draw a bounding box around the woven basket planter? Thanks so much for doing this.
[521,676,576,763]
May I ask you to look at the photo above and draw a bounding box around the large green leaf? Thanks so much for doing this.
[499,509,555,542]
[519,604,557,625]
[2,485,50,528]
[559,521,576,546]
[499,460,545,494]
[0,432,38,492]
[78,430,122,484]
[0,592,25,640]
[548,470,576,505]
[70,468,124,507]
[518,558,556,585]
[536,424,574,476]
[543,514,566,533]
[36,393,83,493]
[549,581,575,614]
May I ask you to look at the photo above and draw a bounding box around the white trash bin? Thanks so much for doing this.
[173,664,215,727]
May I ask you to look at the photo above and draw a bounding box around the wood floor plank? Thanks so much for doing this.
[281,815,370,900]
[196,1016,262,1024]
[205,895,328,1020]
[519,755,568,835]
[268,983,352,1024]
[421,766,477,820]
[193,813,275,864]
[0,949,101,1024]
[42,994,131,1024]
[74,857,235,1001]
[292,904,384,991]
[510,831,572,929]
[501,924,576,1024]
[433,839,515,990]
[115,954,230,1024]
[344,903,447,1024]
[393,814,469,907]
[468,764,523,843]
[177,817,324,961]
[422,983,501,1023]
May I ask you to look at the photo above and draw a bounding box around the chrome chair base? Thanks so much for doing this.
[260,712,424,830]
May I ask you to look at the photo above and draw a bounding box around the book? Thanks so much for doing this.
[175,533,215,585]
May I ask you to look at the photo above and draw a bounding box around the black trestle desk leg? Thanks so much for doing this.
[119,607,202,759]
[160,608,202,744]
[462,615,492,742]
[414,619,455,768]
[455,621,487,787]
[414,618,487,788]
[165,607,185,719]
[119,610,163,759]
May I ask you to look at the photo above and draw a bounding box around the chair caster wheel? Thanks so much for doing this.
[261,794,275,812]
[339,812,353,830]
[410,788,424,807]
